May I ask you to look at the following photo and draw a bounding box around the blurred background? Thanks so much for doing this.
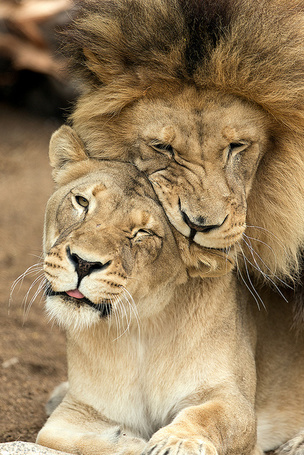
[0,0,78,118]
[0,0,78,443]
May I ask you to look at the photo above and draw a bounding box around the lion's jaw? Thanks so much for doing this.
[74,89,271,251]
[44,164,186,332]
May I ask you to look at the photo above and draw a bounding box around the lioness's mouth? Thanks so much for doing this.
[45,288,112,318]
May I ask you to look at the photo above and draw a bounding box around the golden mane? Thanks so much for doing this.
[62,0,304,284]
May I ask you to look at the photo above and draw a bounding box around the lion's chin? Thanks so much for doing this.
[192,232,243,250]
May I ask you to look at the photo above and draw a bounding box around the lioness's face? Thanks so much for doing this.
[44,162,186,331]
[75,89,271,251]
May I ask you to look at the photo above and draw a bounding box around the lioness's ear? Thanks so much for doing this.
[49,125,87,171]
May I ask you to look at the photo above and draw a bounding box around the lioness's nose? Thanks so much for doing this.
[66,246,111,284]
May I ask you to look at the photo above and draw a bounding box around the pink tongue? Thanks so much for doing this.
[66,289,85,299]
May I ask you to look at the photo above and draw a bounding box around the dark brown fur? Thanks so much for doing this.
[63,0,304,130]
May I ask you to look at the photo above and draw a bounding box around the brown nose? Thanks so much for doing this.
[66,246,111,285]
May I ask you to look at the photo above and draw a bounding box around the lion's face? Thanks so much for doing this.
[44,160,187,331]
[75,90,271,252]
[64,0,304,286]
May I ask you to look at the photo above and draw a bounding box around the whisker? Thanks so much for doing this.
[244,234,279,257]
[110,286,140,342]
[123,276,139,282]
[10,263,44,301]
[113,296,130,341]
[225,245,232,269]
[239,244,266,310]
[107,296,114,335]
[242,234,292,294]
[235,247,264,311]
[9,262,45,318]
[113,305,131,341]
[119,289,137,338]
[22,273,46,322]
[245,224,289,255]
[29,252,45,261]
[122,287,141,337]
[113,295,124,339]
[25,276,47,316]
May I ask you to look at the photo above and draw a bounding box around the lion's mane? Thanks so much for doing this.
[63,0,304,284]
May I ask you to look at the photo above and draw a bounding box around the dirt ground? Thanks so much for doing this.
[0,103,67,443]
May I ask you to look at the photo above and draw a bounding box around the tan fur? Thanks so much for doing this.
[37,127,304,455]
[62,0,304,285]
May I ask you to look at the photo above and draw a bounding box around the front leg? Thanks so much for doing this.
[37,394,147,455]
[144,395,261,455]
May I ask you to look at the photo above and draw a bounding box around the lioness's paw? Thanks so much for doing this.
[75,430,146,455]
[117,432,147,455]
[275,430,304,455]
[143,433,217,455]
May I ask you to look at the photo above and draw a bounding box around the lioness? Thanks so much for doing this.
[37,126,304,455]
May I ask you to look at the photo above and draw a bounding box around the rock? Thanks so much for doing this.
[0,441,70,455]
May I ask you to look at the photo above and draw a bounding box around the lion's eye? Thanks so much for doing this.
[75,195,89,208]
[150,140,174,157]
[227,141,250,159]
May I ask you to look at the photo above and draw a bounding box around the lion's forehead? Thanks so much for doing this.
[136,91,270,160]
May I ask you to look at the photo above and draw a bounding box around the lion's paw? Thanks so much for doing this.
[143,432,217,455]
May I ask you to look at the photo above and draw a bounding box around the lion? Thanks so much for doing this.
[60,0,304,293]
[36,125,304,455]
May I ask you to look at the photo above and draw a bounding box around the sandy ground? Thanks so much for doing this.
[0,103,67,443]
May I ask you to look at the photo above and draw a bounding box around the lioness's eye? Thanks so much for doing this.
[132,229,153,241]
[150,140,174,157]
[75,195,89,208]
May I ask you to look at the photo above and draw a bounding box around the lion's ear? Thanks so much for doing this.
[49,125,87,172]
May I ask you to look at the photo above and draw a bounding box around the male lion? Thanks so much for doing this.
[61,0,304,292]
[37,125,304,455]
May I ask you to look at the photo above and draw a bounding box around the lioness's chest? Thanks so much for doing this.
[67,328,220,439]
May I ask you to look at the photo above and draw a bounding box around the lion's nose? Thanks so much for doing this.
[178,198,227,236]
[180,209,227,239]
[181,210,221,233]
[66,246,111,284]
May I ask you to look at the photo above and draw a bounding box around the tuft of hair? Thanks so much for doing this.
[63,0,304,130]
[62,0,304,285]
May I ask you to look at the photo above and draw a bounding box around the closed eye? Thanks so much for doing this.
[227,141,250,158]
[149,140,174,157]
[131,228,154,242]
